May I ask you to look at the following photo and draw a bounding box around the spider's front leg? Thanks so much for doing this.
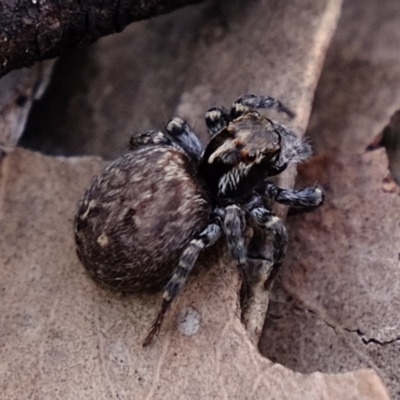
[223,205,253,303]
[231,94,295,120]
[205,106,230,137]
[263,181,324,209]
[247,205,288,288]
[223,205,247,266]
[165,117,203,161]
[143,215,222,347]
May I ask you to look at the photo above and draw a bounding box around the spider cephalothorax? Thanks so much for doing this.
[74,94,324,346]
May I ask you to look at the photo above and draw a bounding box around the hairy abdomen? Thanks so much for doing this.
[74,146,210,292]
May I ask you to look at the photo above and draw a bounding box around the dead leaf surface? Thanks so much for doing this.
[260,0,400,397]
[0,0,390,398]
[0,148,389,399]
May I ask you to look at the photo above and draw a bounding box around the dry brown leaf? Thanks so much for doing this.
[0,148,389,399]
[0,0,390,398]
[260,0,400,397]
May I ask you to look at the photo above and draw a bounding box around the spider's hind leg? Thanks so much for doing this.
[129,118,203,161]
[231,94,295,120]
[143,218,222,346]
[129,130,171,151]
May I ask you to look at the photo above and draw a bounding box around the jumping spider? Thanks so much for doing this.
[74,94,324,346]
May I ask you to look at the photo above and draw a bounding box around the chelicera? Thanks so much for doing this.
[74,94,324,346]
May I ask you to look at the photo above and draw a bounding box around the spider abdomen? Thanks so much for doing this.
[74,146,210,292]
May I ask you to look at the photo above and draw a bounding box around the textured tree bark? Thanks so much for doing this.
[0,0,203,78]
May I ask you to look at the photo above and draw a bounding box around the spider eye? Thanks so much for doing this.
[247,152,257,162]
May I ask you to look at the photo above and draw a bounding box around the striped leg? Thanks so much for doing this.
[165,117,203,161]
[223,205,253,304]
[143,220,222,346]
[249,206,288,288]
[270,122,313,166]
[129,130,171,150]
[231,94,295,120]
[263,181,324,209]
[223,205,247,267]
[205,106,230,137]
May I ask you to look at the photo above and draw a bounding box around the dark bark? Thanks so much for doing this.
[0,0,203,78]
